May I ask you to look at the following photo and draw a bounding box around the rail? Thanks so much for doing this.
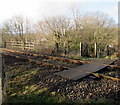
[2,49,120,81]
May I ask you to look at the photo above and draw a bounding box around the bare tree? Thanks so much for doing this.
[68,5,117,57]
[3,15,33,50]
[77,12,117,57]
[35,16,71,54]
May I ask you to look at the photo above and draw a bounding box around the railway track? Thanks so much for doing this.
[3,50,120,104]
[1,48,120,81]
[2,48,119,68]
[2,48,83,69]
[2,48,83,64]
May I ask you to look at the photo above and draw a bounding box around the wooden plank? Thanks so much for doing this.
[55,59,115,80]
[55,70,89,80]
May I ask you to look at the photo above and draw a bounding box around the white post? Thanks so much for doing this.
[94,42,97,58]
[80,42,82,57]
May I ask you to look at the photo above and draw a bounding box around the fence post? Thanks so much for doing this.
[79,42,82,57]
[94,42,97,58]
[0,53,2,104]
[0,29,2,104]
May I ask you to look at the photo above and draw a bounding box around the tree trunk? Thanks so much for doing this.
[82,43,88,57]
[66,41,69,54]
[55,43,59,53]
[107,45,110,56]
[97,48,100,58]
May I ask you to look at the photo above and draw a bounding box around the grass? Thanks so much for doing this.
[68,52,118,60]
[4,56,118,104]
[6,90,59,104]
[69,56,91,60]
[4,61,65,104]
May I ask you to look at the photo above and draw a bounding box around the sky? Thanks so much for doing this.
[0,0,119,26]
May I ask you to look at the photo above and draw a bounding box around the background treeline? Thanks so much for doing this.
[1,9,118,58]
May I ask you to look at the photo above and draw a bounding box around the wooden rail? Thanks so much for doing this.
[2,48,119,68]
[2,48,83,64]
[2,48,120,81]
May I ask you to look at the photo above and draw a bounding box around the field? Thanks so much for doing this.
[1,1,119,105]
[2,53,120,105]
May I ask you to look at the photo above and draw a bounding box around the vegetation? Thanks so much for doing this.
[4,62,62,104]
[1,4,118,105]
[1,6,118,58]
[3,56,118,104]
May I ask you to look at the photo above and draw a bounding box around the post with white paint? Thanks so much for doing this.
[94,42,97,58]
[79,42,82,57]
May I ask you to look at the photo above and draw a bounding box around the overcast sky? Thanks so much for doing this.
[0,0,119,25]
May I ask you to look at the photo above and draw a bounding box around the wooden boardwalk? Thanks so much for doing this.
[55,59,116,80]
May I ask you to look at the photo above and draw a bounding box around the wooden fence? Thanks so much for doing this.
[4,40,53,54]
[6,41,33,50]
[3,40,117,57]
